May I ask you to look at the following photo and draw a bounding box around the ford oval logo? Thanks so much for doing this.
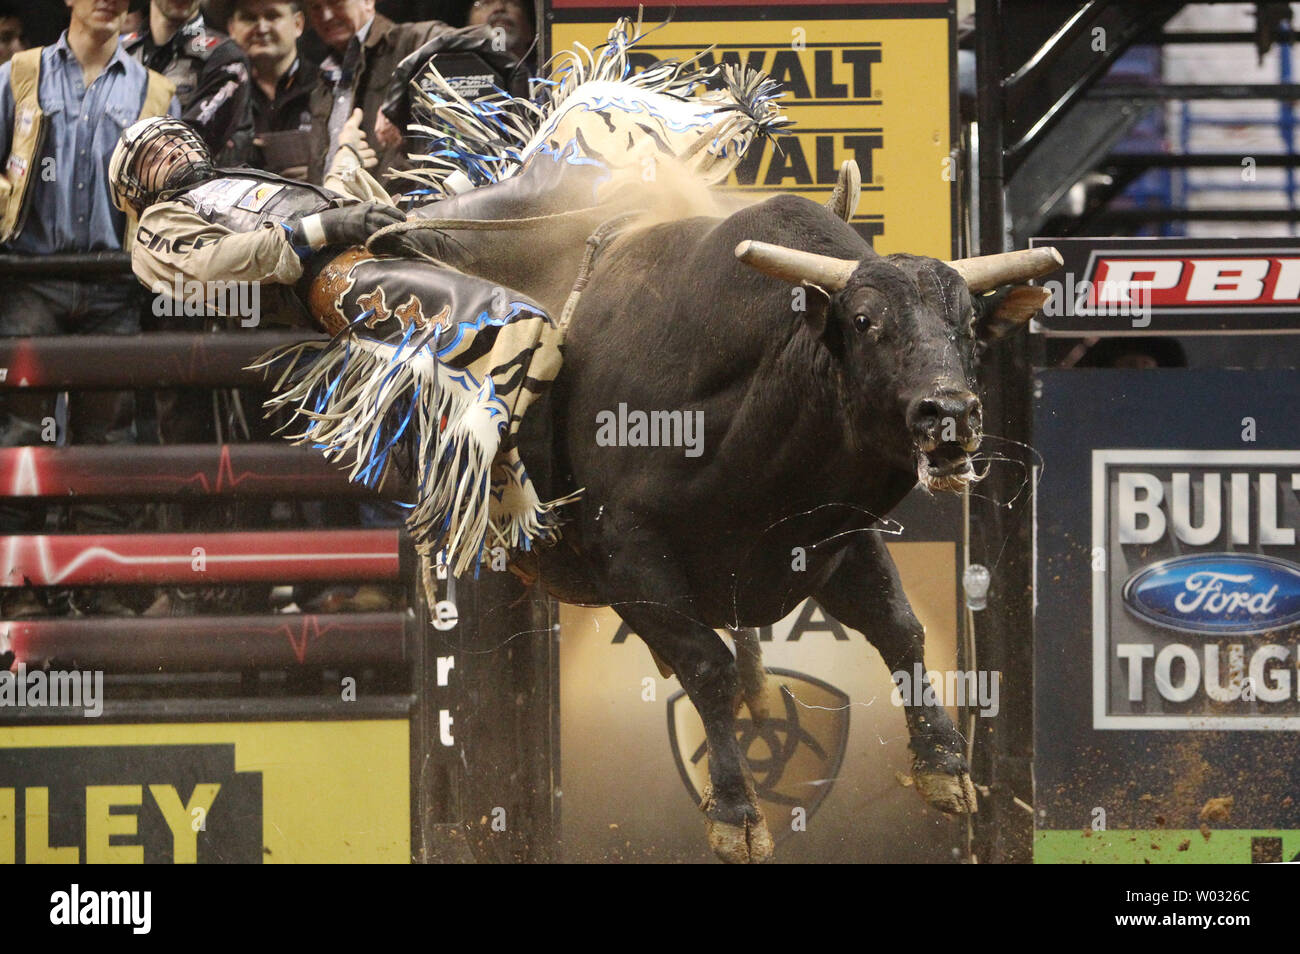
[1122,553,1300,635]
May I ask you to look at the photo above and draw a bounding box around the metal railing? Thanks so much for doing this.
[0,251,556,860]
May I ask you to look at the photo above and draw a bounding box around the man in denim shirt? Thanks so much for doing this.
[0,0,176,545]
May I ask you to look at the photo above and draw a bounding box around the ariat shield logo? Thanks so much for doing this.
[667,668,849,842]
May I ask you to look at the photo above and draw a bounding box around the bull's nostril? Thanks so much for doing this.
[916,398,943,423]
[910,391,981,441]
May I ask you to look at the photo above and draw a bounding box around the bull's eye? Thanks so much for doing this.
[853,313,874,334]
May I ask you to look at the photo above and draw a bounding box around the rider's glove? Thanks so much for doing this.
[283,202,406,258]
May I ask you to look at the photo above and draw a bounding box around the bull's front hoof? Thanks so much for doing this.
[913,769,979,815]
[706,813,775,864]
[701,785,775,864]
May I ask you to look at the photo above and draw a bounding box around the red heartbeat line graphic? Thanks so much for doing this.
[89,445,271,494]
[2,445,342,497]
[245,615,340,664]
[2,533,396,586]
[161,338,239,388]
[127,445,340,495]
[145,445,311,494]
[0,616,391,669]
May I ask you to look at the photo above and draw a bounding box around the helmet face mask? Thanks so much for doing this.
[110,118,215,213]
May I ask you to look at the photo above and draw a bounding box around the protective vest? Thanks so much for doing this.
[166,170,353,328]
[172,169,342,233]
[0,47,175,243]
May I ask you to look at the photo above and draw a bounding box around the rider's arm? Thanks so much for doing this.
[131,200,304,302]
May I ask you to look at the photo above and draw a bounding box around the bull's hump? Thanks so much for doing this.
[722,193,873,263]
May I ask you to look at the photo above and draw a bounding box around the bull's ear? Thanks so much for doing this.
[796,281,832,337]
[974,285,1051,341]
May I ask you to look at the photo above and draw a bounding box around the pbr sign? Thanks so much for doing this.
[1093,450,1300,729]
[1029,237,1300,335]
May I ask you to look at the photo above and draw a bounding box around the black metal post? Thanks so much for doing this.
[973,0,1034,864]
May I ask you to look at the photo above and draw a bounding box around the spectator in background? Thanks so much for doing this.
[124,0,252,163]
[370,0,533,152]
[0,0,176,614]
[227,0,317,177]
[376,1,458,21]
[1073,337,1188,370]
[303,0,448,185]
[465,0,532,65]
[121,2,146,40]
[126,1,254,449]
[0,5,24,66]
[372,23,526,155]
[0,0,177,451]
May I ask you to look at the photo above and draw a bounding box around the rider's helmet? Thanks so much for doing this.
[109,117,215,213]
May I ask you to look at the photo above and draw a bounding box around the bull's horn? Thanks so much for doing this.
[946,247,1063,293]
[734,240,857,290]
[825,160,861,222]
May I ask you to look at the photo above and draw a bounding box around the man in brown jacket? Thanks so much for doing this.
[303,0,448,187]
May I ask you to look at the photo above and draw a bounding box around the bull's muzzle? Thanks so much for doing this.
[907,389,982,491]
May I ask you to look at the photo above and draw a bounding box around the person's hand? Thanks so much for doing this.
[339,108,378,169]
[288,202,407,251]
[374,110,403,149]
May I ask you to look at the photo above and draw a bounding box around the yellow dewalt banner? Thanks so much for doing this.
[548,17,954,257]
[0,720,409,863]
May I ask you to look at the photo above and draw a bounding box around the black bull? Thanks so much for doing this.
[372,188,1059,863]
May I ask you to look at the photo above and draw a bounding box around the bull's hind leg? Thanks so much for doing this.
[606,540,774,863]
[617,604,774,863]
[814,535,978,815]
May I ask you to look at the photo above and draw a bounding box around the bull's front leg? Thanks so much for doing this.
[604,530,774,864]
[814,534,978,815]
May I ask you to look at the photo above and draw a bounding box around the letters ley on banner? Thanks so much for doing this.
[546,1,957,259]
[1034,369,1300,864]
[1029,237,1300,335]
